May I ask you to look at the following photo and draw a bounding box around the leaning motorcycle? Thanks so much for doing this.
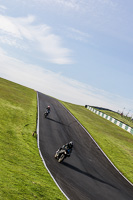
[44,110,49,118]
[55,149,71,163]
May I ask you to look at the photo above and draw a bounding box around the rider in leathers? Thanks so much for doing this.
[59,141,73,157]
[46,105,50,113]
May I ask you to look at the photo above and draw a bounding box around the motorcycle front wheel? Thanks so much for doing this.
[44,113,48,118]
[58,154,65,163]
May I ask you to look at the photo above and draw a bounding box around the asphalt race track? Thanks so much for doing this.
[38,92,133,200]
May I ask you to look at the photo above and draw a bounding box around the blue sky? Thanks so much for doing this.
[0,0,133,117]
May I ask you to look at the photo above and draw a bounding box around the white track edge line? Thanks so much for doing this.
[60,102,133,187]
[37,92,70,200]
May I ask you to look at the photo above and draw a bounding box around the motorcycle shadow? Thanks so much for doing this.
[47,117,67,126]
[62,162,117,189]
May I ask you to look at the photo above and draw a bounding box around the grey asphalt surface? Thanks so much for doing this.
[38,92,133,200]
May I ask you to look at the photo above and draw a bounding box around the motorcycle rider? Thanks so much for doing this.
[46,105,50,113]
[59,141,73,157]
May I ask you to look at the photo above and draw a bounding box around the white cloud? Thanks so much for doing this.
[33,0,116,11]
[67,27,91,42]
[0,14,72,64]
[32,0,80,10]
[29,0,119,36]
[0,49,133,116]
[0,15,22,38]
[0,5,7,11]
[98,0,117,7]
[55,0,80,10]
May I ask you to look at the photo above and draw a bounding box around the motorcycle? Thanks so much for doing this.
[44,110,49,118]
[55,148,71,163]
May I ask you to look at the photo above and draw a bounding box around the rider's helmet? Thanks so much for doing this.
[69,141,73,148]
[47,106,50,110]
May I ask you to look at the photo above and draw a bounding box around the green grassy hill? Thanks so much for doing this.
[60,101,133,184]
[0,77,133,200]
[0,78,66,200]
[92,107,133,128]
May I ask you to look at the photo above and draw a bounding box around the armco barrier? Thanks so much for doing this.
[86,106,133,135]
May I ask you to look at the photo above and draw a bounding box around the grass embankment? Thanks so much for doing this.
[0,78,66,200]
[94,108,133,128]
[60,101,133,184]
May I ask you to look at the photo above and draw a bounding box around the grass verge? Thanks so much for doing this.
[93,108,133,128]
[60,101,133,184]
[0,78,66,200]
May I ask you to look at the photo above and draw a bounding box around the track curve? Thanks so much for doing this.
[38,92,133,200]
